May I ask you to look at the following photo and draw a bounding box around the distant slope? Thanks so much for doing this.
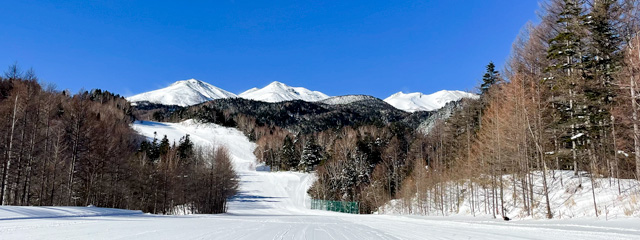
[127,79,237,106]
[239,81,330,103]
[384,90,478,112]
[132,120,315,214]
[320,95,378,105]
[133,120,257,170]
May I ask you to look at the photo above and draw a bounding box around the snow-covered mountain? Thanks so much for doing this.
[384,90,478,112]
[126,79,237,106]
[239,81,330,103]
[126,78,473,111]
[320,95,378,105]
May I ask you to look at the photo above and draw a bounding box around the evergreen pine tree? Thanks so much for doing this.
[281,135,297,170]
[178,134,194,159]
[148,135,160,161]
[582,0,622,171]
[159,135,171,157]
[299,138,322,172]
[586,0,621,88]
[480,62,499,95]
[546,0,589,175]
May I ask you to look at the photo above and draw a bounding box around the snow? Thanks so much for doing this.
[132,120,317,214]
[381,171,640,220]
[320,95,378,105]
[571,133,585,140]
[133,120,256,169]
[239,81,330,103]
[2,206,640,239]
[126,79,237,106]
[126,79,476,110]
[618,150,629,157]
[384,90,478,112]
[2,120,639,239]
[0,206,141,220]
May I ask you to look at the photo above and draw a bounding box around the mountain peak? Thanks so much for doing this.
[384,90,477,112]
[169,78,204,88]
[389,91,405,97]
[239,82,330,103]
[267,81,286,86]
[127,79,237,106]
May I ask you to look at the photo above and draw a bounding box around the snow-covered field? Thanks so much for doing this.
[382,171,640,220]
[1,120,639,239]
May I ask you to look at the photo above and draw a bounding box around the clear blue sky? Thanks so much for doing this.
[1,0,539,98]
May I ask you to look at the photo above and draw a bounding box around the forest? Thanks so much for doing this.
[0,68,238,214]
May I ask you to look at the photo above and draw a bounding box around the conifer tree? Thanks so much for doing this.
[177,134,194,159]
[299,138,322,172]
[159,135,171,157]
[480,62,499,95]
[546,0,589,175]
[582,0,622,181]
[281,135,297,170]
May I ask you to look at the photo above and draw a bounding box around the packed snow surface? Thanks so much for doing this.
[384,90,478,112]
[2,206,639,239]
[2,120,639,239]
[239,81,330,103]
[126,79,237,106]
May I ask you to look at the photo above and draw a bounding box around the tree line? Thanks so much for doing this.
[0,66,237,214]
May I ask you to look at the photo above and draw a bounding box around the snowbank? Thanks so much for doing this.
[381,170,640,220]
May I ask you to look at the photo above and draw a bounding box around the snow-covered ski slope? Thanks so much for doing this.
[133,120,315,214]
[2,205,640,239]
[2,120,639,239]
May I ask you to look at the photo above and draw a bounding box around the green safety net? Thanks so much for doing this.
[310,199,359,214]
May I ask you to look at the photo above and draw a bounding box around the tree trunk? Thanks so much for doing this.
[1,95,19,205]
[68,118,81,205]
[589,149,599,217]
[632,54,640,181]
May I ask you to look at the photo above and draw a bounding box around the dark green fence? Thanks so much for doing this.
[310,199,359,214]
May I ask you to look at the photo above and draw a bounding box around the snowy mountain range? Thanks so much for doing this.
[127,79,477,112]
[239,81,330,103]
[126,79,237,106]
[383,90,478,112]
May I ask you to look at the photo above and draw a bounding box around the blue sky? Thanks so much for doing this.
[1,0,539,98]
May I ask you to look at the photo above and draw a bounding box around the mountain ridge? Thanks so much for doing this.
[127,79,477,112]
